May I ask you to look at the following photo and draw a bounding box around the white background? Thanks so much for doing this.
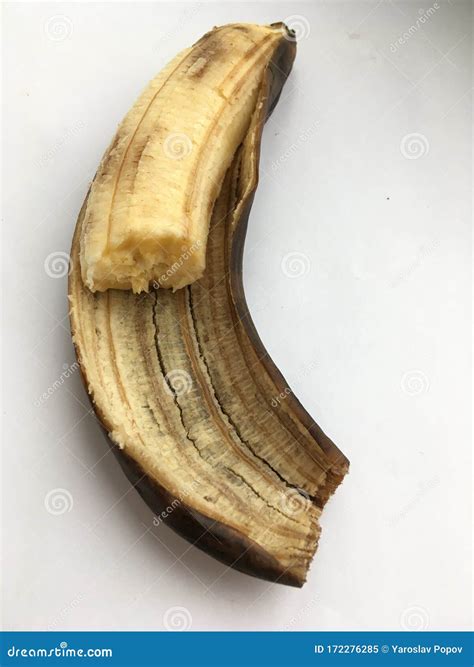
[2,1,472,631]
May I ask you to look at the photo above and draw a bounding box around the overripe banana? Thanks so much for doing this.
[70,23,349,587]
[80,23,290,293]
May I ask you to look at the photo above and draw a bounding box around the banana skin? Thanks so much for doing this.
[70,23,349,586]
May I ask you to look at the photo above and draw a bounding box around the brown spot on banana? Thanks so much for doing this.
[69,22,348,587]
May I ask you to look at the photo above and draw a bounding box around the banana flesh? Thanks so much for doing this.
[80,23,286,293]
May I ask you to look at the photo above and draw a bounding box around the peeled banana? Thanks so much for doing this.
[70,23,348,587]
[80,23,289,293]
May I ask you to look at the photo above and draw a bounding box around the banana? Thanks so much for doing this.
[80,23,290,293]
[70,23,349,587]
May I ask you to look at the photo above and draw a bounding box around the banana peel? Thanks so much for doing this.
[69,22,349,587]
